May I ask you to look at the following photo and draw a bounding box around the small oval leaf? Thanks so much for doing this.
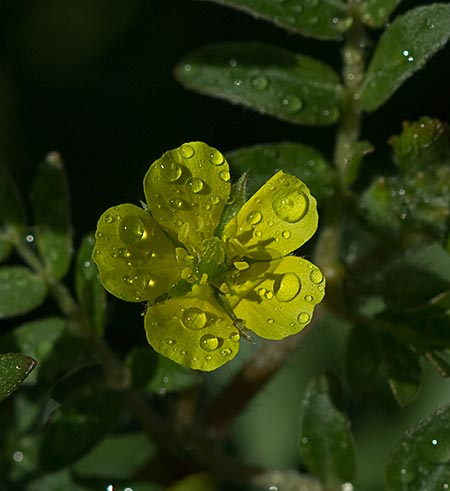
[360,4,450,112]
[176,42,344,126]
[0,353,36,402]
[0,266,48,319]
[361,0,403,27]
[205,0,352,40]
[31,152,73,279]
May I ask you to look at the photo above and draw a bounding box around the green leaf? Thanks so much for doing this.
[215,172,248,237]
[75,234,106,335]
[73,432,155,480]
[227,142,334,202]
[0,266,48,319]
[0,353,36,402]
[0,317,65,384]
[360,4,450,112]
[0,237,12,263]
[360,0,402,27]
[31,152,72,279]
[300,374,356,486]
[0,164,26,230]
[25,470,94,491]
[385,404,450,490]
[343,140,374,187]
[204,0,352,40]
[175,42,344,126]
[39,385,121,470]
[379,333,422,406]
[167,473,218,491]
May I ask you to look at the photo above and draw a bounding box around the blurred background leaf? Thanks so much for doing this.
[0,353,36,402]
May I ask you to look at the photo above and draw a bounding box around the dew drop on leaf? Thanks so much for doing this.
[274,273,301,302]
[420,433,450,464]
[119,215,147,244]
[272,190,309,223]
[200,334,222,351]
[281,94,303,113]
[251,75,269,90]
[186,177,204,194]
[247,211,263,225]
[181,307,207,330]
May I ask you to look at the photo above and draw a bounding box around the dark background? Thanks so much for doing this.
[1,0,449,240]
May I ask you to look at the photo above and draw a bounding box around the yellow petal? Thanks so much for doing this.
[93,203,181,302]
[144,142,231,252]
[223,171,318,260]
[145,285,240,371]
[225,256,325,339]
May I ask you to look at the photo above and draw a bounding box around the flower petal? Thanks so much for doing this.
[144,142,231,252]
[223,171,318,260]
[225,256,325,339]
[93,203,181,302]
[145,284,240,371]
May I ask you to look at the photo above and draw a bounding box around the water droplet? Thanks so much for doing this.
[267,318,274,324]
[247,210,263,225]
[119,215,147,244]
[168,197,187,210]
[179,350,187,355]
[209,149,225,166]
[209,195,220,205]
[200,334,222,351]
[229,332,240,342]
[282,230,291,239]
[160,161,182,182]
[298,312,310,324]
[205,355,212,361]
[123,275,134,285]
[305,294,313,302]
[234,79,242,86]
[274,273,301,302]
[181,308,207,330]
[251,75,269,90]
[258,288,267,297]
[265,290,274,300]
[104,214,114,224]
[402,49,414,62]
[180,143,195,158]
[281,94,303,113]
[272,189,309,223]
[221,347,232,357]
[255,230,263,238]
[165,338,175,345]
[229,58,237,67]
[186,177,204,194]
[421,433,450,463]
[218,169,230,181]
[310,268,324,284]
[398,466,415,484]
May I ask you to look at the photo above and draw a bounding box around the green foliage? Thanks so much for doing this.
[1,0,450,490]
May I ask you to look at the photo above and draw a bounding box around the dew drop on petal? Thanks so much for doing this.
[160,161,182,182]
[305,294,313,302]
[186,177,204,194]
[267,318,274,324]
[165,338,176,345]
[255,230,263,238]
[119,215,147,244]
[180,143,195,158]
[221,347,232,357]
[282,230,291,239]
[247,211,263,225]
[209,150,225,166]
[210,195,220,205]
[181,307,207,330]
[265,290,274,300]
[272,190,309,223]
[297,312,311,324]
[274,273,301,302]
[200,334,222,352]
[310,268,324,284]
[205,355,212,361]
[218,169,230,182]
[229,332,240,342]
[168,197,187,210]
[104,214,114,224]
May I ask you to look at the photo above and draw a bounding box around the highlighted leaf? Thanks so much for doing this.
[223,171,318,260]
[205,0,351,40]
[144,142,231,252]
[31,152,73,279]
[0,353,36,402]
[360,4,450,112]
[176,43,344,126]
[225,255,325,339]
[145,284,240,371]
[93,203,181,302]
[0,266,48,318]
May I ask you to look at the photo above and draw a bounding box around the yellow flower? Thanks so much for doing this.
[93,142,325,371]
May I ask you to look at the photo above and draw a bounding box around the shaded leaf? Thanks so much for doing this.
[0,266,48,319]
[39,385,121,470]
[176,42,344,126]
[0,317,66,384]
[147,355,199,394]
[0,237,12,263]
[167,473,218,491]
[300,374,356,486]
[361,0,402,27]
[360,4,450,111]
[385,404,450,490]
[25,470,94,491]
[227,141,334,202]
[0,353,36,402]
[75,234,106,335]
[343,140,374,187]
[31,152,72,279]
[216,172,248,237]
[204,0,351,40]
